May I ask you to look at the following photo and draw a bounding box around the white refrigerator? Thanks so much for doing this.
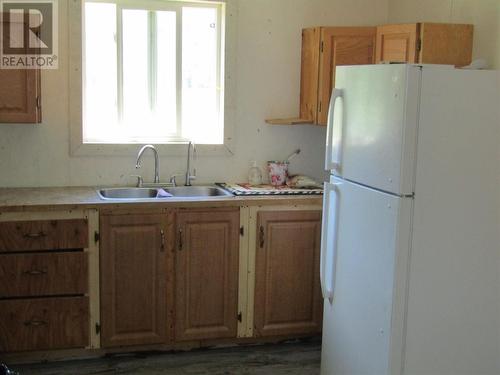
[320,64,500,375]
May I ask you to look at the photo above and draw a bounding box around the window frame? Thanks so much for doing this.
[69,0,234,156]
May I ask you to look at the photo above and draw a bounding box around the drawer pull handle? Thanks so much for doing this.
[24,319,48,327]
[23,269,48,276]
[23,232,46,239]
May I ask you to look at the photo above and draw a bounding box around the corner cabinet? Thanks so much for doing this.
[266,26,376,126]
[174,209,240,341]
[99,211,171,347]
[375,23,473,67]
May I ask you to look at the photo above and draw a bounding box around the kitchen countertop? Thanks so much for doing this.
[0,186,323,212]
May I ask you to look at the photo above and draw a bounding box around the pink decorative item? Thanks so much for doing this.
[267,161,289,186]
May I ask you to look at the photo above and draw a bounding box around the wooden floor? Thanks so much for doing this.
[12,340,321,375]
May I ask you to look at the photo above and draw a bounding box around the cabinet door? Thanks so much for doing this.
[0,69,41,123]
[299,27,321,123]
[419,23,473,67]
[375,24,419,64]
[175,209,239,341]
[317,27,376,125]
[254,210,322,337]
[100,213,169,347]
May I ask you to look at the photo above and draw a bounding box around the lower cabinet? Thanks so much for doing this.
[100,212,170,347]
[174,209,240,341]
[254,210,323,337]
[99,205,322,349]
[0,216,91,353]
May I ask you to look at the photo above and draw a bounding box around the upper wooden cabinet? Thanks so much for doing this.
[253,210,323,337]
[0,69,41,123]
[317,27,376,125]
[376,23,473,66]
[100,212,170,348]
[175,209,240,341]
[0,15,42,124]
[266,26,376,126]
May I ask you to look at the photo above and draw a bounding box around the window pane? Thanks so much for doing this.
[156,11,177,135]
[182,7,222,144]
[84,2,117,143]
[83,2,224,145]
[122,9,150,135]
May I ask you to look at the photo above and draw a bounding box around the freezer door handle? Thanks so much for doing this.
[320,181,341,302]
[325,89,343,173]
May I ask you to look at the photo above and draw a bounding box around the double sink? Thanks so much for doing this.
[99,144,233,200]
[98,185,233,200]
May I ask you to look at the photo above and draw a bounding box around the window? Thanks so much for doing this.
[83,0,225,145]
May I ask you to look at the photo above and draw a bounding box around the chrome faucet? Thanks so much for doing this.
[136,145,160,184]
[185,141,196,186]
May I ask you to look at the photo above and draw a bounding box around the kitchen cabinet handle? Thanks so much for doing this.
[160,229,165,252]
[23,269,48,276]
[178,229,183,251]
[24,319,48,327]
[259,226,265,248]
[23,231,46,239]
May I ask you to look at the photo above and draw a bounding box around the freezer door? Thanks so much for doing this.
[320,177,413,375]
[329,64,421,195]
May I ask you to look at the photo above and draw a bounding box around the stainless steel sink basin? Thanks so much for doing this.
[165,186,233,197]
[98,188,168,200]
[97,186,233,200]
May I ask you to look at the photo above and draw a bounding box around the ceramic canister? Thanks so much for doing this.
[267,161,289,186]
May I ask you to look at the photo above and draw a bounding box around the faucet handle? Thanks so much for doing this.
[130,174,144,188]
[169,173,184,187]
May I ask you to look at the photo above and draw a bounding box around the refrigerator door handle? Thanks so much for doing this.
[320,181,341,302]
[325,89,344,173]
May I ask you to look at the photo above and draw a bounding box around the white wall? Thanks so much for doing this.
[388,0,500,69]
[0,0,389,188]
[0,0,498,188]
[1,0,498,188]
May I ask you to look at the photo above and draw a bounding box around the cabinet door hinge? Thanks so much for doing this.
[95,322,101,335]
[259,226,265,248]
[416,39,422,52]
[240,226,244,236]
[94,231,100,243]
[320,40,324,53]
[237,312,242,322]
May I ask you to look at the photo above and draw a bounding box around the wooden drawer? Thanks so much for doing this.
[0,219,88,252]
[0,297,89,352]
[0,252,88,297]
